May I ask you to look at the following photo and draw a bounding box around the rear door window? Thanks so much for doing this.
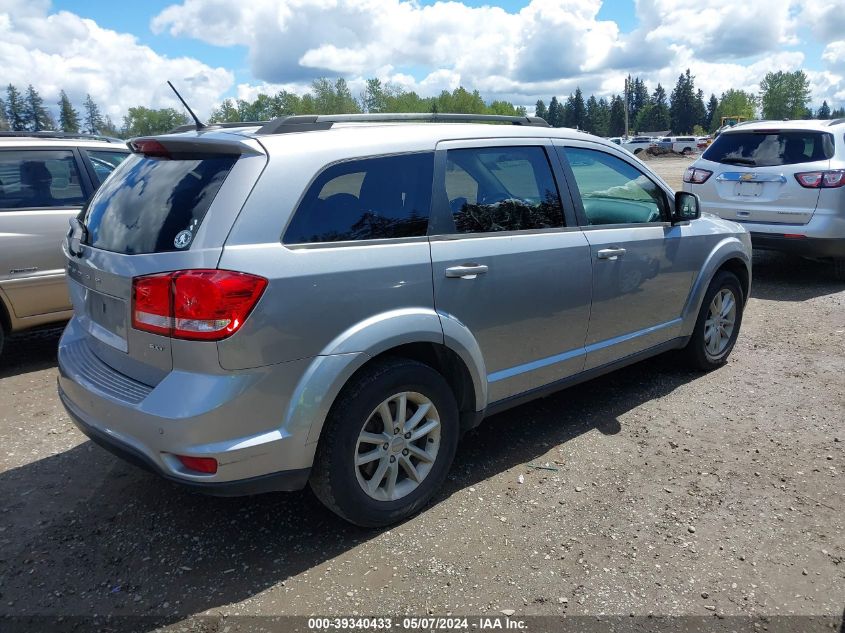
[0,150,86,209]
[82,153,237,254]
[703,131,834,166]
[443,146,564,233]
[284,152,433,244]
[83,149,129,185]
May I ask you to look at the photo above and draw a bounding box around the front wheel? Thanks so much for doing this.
[683,271,744,371]
[309,358,459,527]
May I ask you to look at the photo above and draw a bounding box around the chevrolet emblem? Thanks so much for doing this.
[740,173,755,181]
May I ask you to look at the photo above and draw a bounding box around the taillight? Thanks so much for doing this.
[794,170,845,188]
[132,270,267,341]
[683,167,713,184]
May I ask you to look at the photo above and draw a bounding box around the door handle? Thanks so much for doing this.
[445,264,489,279]
[596,248,626,260]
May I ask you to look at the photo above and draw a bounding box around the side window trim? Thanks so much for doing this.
[553,141,671,228]
[429,140,575,237]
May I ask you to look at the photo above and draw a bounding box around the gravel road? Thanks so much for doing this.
[1,155,843,628]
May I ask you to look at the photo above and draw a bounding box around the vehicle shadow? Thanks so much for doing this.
[0,326,63,379]
[750,251,842,302]
[0,353,698,629]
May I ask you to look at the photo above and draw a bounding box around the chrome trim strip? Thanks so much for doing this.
[715,172,787,183]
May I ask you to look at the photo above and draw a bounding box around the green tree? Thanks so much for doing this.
[361,78,388,113]
[609,95,626,136]
[636,84,670,132]
[711,89,758,132]
[760,70,811,120]
[669,69,700,134]
[705,93,718,131]
[58,90,81,133]
[122,106,189,137]
[817,100,831,119]
[5,84,27,131]
[83,94,104,134]
[831,106,845,118]
[547,96,563,127]
[563,87,586,129]
[0,96,8,130]
[208,98,240,123]
[534,99,548,123]
[24,85,54,131]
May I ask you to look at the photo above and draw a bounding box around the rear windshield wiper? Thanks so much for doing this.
[720,157,756,166]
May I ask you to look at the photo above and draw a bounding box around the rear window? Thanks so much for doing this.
[82,153,237,254]
[284,152,433,244]
[703,131,834,167]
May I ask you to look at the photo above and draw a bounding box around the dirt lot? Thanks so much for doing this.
[1,155,843,630]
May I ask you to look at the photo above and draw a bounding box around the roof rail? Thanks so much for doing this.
[257,113,550,135]
[827,118,845,126]
[0,130,125,144]
[167,121,269,134]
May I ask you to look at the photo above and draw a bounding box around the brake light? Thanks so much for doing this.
[794,170,845,188]
[683,167,713,184]
[130,138,171,158]
[132,270,267,341]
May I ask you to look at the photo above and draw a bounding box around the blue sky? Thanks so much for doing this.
[3,0,844,119]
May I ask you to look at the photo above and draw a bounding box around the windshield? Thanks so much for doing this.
[703,130,834,167]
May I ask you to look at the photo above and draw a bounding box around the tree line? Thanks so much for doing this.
[2,71,843,139]
[536,69,844,137]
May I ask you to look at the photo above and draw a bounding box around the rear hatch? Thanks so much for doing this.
[64,132,267,385]
[693,129,833,225]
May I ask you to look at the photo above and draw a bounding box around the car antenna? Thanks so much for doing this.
[167,80,205,131]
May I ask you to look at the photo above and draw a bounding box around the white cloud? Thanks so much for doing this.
[0,0,233,121]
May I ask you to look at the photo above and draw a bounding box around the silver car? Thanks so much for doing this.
[684,119,845,279]
[57,114,751,526]
[0,132,128,356]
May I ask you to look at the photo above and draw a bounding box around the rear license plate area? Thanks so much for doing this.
[84,290,128,351]
[736,182,762,197]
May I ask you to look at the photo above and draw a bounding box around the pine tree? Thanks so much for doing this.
[83,94,104,134]
[609,95,626,136]
[58,90,81,132]
[534,99,548,123]
[669,69,700,134]
[547,96,563,127]
[5,84,27,131]
[817,100,831,119]
[569,88,586,130]
[24,85,54,131]
[0,96,8,131]
[706,94,718,130]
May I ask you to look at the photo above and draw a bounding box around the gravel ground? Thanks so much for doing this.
[1,154,843,628]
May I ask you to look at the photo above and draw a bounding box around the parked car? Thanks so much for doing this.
[0,132,129,356]
[683,119,845,279]
[658,136,698,154]
[624,137,657,155]
[57,113,751,526]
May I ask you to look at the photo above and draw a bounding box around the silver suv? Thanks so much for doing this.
[57,114,751,526]
[0,132,128,356]
[684,119,845,279]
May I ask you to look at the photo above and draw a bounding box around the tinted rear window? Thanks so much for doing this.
[703,131,834,167]
[82,154,236,254]
[284,152,433,244]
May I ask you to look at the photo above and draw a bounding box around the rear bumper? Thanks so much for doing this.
[61,387,310,495]
[750,233,845,258]
[57,317,317,494]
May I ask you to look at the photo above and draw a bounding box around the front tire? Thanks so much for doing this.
[309,358,459,527]
[833,258,845,282]
[683,271,744,371]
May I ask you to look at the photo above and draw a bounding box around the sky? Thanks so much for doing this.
[1,0,844,122]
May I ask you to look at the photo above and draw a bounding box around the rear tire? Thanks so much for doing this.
[683,271,744,371]
[309,358,459,527]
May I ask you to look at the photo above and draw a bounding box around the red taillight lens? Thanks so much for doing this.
[132,274,172,336]
[132,270,267,341]
[795,170,845,188]
[683,167,712,184]
[175,455,218,474]
[130,138,171,158]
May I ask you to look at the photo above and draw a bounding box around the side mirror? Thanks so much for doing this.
[672,191,701,223]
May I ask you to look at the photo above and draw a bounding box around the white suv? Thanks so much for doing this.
[684,119,845,279]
